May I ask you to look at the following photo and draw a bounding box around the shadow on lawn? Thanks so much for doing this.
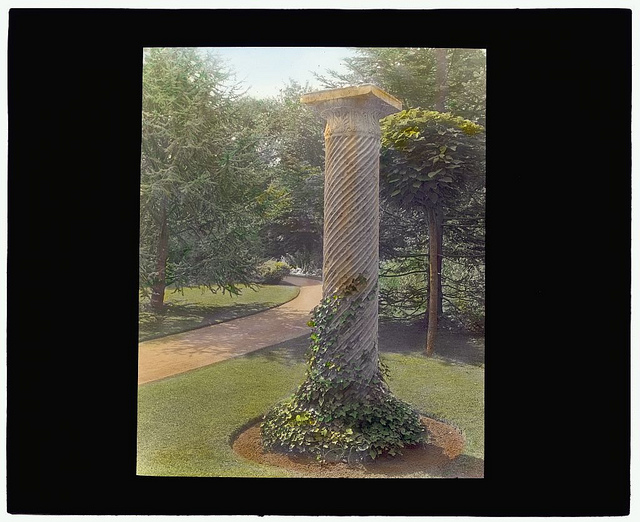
[437,453,485,478]
[177,302,278,326]
[352,446,484,478]
[139,302,291,342]
[244,319,484,368]
[379,319,485,367]
[142,306,312,359]
[244,333,310,366]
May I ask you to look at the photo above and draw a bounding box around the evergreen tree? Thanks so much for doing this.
[140,48,266,311]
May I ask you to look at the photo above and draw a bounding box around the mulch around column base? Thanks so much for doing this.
[232,416,483,478]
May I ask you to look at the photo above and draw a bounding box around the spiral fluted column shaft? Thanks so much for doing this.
[323,130,380,299]
[301,85,402,383]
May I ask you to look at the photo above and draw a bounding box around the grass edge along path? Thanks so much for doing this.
[139,284,300,342]
[136,330,484,478]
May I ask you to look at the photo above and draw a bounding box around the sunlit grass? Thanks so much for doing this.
[384,353,484,458]
[138,284,300,341]
[137,340,307,477]
[137,329,484,477]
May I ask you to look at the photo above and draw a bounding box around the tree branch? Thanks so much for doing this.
[380,269,428,278]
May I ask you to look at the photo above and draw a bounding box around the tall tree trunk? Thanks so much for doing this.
[426,207,439,356]
[436,210,444,318]
[434,48,448,319]
[150,199,169,312]
[435,48,449,112]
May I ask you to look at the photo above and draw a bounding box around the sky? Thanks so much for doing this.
[209,47,358,99]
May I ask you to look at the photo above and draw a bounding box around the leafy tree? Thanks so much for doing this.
[316,47,486,336]
[380,109,485,354]
[140,47,267,311]
[378,184,485,331]
[378,206,430,320]
[314,47,486,122]
[439,184,485,331]
[254,81,326,272]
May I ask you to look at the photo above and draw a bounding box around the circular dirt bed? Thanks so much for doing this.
[232,416,483,478]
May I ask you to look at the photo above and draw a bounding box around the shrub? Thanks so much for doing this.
[258,260,291,285]
[283,250,322,275]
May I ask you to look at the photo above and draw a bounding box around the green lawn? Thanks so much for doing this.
[137,325,484,477]
[138,284,300,341]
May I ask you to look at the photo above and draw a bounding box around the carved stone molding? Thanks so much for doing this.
[301,85,402,139]
[321,106,384,138]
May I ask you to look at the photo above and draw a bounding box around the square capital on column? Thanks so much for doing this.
[301,84,402,120]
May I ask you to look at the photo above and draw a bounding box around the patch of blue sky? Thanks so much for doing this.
[208,46,358,99]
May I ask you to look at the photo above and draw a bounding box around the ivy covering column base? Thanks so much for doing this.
[261,383,426,463]
[261,285,427,463]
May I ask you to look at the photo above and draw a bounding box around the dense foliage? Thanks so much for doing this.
[314,47,486,123]
[380,109,486,333]
[380,110,484,208]
[315,47,486,336]
[255,82,325,272]
[140,48,272,309]
[257,260,292,285]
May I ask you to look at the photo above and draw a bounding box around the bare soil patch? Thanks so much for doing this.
[232,416,483,478]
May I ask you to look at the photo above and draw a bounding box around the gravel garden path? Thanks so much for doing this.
[137,276,322,385]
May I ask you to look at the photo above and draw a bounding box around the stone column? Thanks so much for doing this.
[262,87,427,462]
[301,85,402,382]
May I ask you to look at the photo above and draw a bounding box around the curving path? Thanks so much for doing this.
[137,276,322,385]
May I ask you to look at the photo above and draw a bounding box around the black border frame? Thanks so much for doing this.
[7,8,631,516]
